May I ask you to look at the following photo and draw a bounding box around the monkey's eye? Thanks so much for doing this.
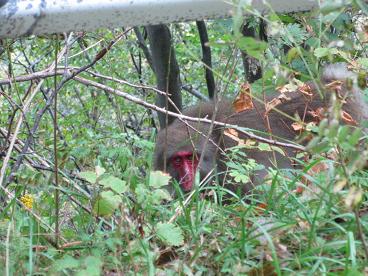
[186,154,194,162]
[174,157,182,166]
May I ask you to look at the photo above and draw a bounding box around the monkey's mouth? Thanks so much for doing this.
[179,174,195,192]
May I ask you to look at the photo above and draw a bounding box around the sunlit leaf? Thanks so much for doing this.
[236,36,267,60]
[79,171,97,184]
[93,191,121,216]
[95,166,106,177]
[82,256,103,276]
[314,47,338,58]
[152,189,172,204]
[149,171,171,188]
[100,175,127,194]
[53,255,79,271]
[156,222,184,246]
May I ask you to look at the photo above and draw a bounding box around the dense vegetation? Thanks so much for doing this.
[0,1,367,274]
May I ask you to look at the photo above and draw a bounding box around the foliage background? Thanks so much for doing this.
[0,1,367,274]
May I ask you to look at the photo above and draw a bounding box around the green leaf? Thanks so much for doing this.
[93,191,121,216]
[135,184,149,204]
[314,47,338,58]
[270,146,286,156]
[236,36,267,60]
[283,24,309,47]
[82,256,103,276]
[100,175,127,194]
[149,171,171,188]
[79,171,97,184]
[156,222,184,246]
[229,171,250,183]
[348,128,362,146]
[95,166,106,177]
[357,57,368,69]
[257,143,271,151]
[338,125,351,144]
[305,37,320,48]
[355,0,368,15]
[309,140,330,154]
[287,47,300,63]
[152,189,172,204]
[54,255,79,271]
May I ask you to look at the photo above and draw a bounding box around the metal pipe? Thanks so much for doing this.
[0,0,317,38]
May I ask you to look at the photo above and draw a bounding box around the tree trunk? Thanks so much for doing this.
[146,24,182,128]
[240,20,266,83]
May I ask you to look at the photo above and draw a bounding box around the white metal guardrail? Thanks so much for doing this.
[0,0,318,38]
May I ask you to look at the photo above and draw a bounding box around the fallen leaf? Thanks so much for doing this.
[233,83,254,112]
[308,107,326,122]
[224,128,244,146]
[341,110,358,125]
[255,202,268,215]
[226,128,239,137]
[265,94,291,114]
[298,158,329,195]
[291,122,304,131]
[325,80,343,92]
[294,186,304,194]
[309,161,329,175]
[298,83,314,97]
[296,218,310,231]
[155,247,178,266]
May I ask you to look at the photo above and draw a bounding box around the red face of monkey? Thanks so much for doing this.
[170,151,199,191]
[153,121,221,193]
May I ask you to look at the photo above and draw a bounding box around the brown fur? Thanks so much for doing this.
[153,63,367,194]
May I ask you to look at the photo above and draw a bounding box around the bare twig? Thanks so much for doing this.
[0,127,113,229]
[182,84,209,101]
[53,37,60,246]
[73,75,305,151]
[0,40,69,189]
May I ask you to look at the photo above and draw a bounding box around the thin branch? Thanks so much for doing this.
[0,41,69,189]
[53,37,60,246]
[0,64,305,151]
[0,127,113,229]
[182,84,209,101]
[2,30,130,188]
[133,27,154,70]
[72,75,305,151]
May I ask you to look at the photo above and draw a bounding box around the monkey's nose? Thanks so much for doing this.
[180,175,194,192]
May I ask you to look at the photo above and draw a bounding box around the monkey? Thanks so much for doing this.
[153,63,368,195]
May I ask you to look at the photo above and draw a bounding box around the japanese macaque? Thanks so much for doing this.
[153,63,368,194]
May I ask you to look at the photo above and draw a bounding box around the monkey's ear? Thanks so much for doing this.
[153,137,167,171]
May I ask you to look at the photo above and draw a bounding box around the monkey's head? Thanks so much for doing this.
[153,120,223,193]
[153,101,233,193]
